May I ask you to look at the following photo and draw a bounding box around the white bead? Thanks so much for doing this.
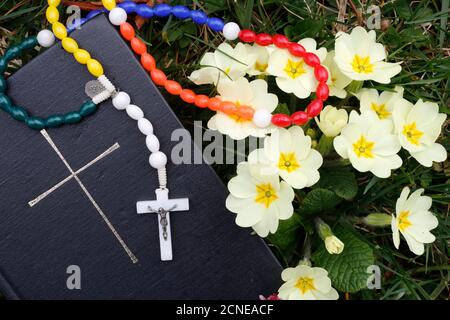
[222,22,240,41]
[126,104,144,120]
[253,109,272,128]
[138,118,153,135]
[37,30,55,48]
[146,134,160,153]
[97,75,115,93]
[108,7,127,26]
[112,92,131,110]
[149,152,167,169]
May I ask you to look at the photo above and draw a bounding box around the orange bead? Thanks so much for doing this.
[151,69,167,86]
[208,97,221,111]
[237,105,255,120]
[141,53,156,71]
[194,95,209,108]
[120,22,135,41]
[131,37,147,55]
[180,89,196,104]
[220,101,237,115]
[165,80,182,95]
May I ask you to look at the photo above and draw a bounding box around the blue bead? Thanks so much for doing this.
[171,5,190,19]
[4,45,21,62]
[10,106,28,122]
[154,3,172,17]
[0,77,7,93]
[118,1,137,14]
[86,10,101,20]
[207,17,224,31]
[26,117,45,130]
[0,58,6,73]
[191,10,208,24]
[136,4,153,18]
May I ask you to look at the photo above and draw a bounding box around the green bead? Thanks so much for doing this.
[45,115,64,128]
[26,117,45,130]
[79,101,97,117]
[0,93,12,112]
[0,77,7,93]
[10,106,28,122]
[0,58,6,73]
[4,45,21,62]
[20,37,38,51]
[64,111,82,124]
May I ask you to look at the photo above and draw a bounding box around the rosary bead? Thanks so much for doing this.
[314,65,329,83]
[237,105,254,120]
[126,104,144,120]
[138,118,154,135]
[112,91,131,110]
[154,3,172,17]
[4,45,21,62]
[239,29,256,43]
[10,106,28,122]
[208,97,221,111]
[151,69,167,86]
[45,115,64,128]
[172,5,190,19]
[191,10,208,25]
[0,94,12,112]
[180,89,196,104]
[252,109,272,128]
[136,4,154,18]
[255,33,273,46]
[64,111,82,124]
[109,7,127,26]
[0,58,6,73]
[288,42,306,57]
[87,59,104,77]
[141,53,156,71]
[20,37,38,50]
[86,10,102,20]
[74,49,91,64]
[290,111,309,125]
[165,80,182,95]
[306,99,323,118]
[222,22,240,41]
[79,101,97,117]
[0,77,7,93]
[102,0,116,11]
[117,1,137,14]
[304,52,321,68]
[194,95,209,108]
[207,18,225,32]
[146,134,160,153]
[272,34,290,48]
[52,22,67,40]
[47,0,60,6]
[149,151,167,169]
[120,22,135,41]
[316,82,329,101]
[62,37,78,53]
[131,37,147,55]
[46,6,59,24]
[271,114,291,127]
[26,117,46,130]
[220,101,237,115]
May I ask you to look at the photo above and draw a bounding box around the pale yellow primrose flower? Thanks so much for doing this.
[392,99,447,167]
[357,86,404,124]
[315,105,348,138]
[334,27,401,83]
[226,162,295,237]
[188,42,252,85]
[323,50,352,98]
[278,265,339,300]
[333,111,402,178]
[208,78,278,140]
[245,43,272,76]
[391,187,438,255]
[267,38,327,99]
[248,127,323,189]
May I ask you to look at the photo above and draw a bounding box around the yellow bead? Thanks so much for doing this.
[46,6,59,24]
[61,37,78,53]
[87,59,104,77]
[102,0,116,11]
[52,22,67,40]
[47,0,61,6]
[74,49,91,64]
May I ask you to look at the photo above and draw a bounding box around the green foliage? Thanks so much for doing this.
[316,166,358,200]
[298,188,342,215]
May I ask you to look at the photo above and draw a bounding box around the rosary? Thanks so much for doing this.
[0,0,330,261]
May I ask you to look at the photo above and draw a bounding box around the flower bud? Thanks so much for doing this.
[362,213,392,227]
[325,236,345,254]
[315,105,348,137]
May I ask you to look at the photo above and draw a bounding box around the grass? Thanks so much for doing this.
[0,0,449,300]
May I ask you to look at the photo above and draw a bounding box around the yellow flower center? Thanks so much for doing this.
[278,152,300,173]
[284,59,306,79]
[351,55,374,74]
[255,183,278,208]
[255,61,268,73]
[224,67,231,75]
[295,277,316,294]
[398,210,412,232]
[371,103,391,119]
[352,135,375,158]
[402,122,423,146]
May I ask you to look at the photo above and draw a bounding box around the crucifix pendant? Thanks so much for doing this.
[136,188,189,261]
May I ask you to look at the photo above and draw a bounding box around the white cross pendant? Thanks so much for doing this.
[136,188,189,261]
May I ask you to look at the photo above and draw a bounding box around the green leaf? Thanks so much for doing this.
[312,226,375,293]
[316,167,358,200]
[273,102,290,115]
[298,188,342,215]
[292,19,325,39]
[267,213,302,254]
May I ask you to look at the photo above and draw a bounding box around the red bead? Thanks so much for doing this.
[180,89,196,104]
[290,111,309,125]
[194,95,210,108]
[304,52,321,68]
[131,37,147,55]
[150,69,167,86]
[164,80,182,95]
[271,114,291,127]
[239,29,256,43]
[120,22,135,41]
[220,101,237,115]
[141,53,156,71]
[316,82,329,101]
[208,97,221,111]
[255,33,272,46]
[314,65,329,82]
[272,34,290,48]
[306,99,323,118]
[288,42,306,57]
[237,105,255,120]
